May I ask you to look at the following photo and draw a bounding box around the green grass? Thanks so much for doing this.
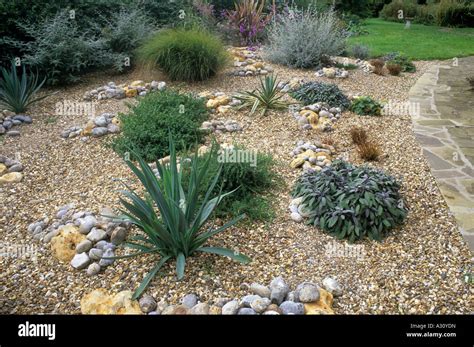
[348,18,474,60]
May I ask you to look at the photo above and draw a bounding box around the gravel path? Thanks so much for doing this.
[1,57,472,314]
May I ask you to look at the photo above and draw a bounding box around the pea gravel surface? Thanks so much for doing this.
[1,56,472,314]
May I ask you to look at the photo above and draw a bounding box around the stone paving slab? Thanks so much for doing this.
[409,57,474,252]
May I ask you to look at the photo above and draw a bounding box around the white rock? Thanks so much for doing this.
[70,252,90,270]
[322,277,343,296]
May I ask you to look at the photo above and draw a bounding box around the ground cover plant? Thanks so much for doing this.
[292,160,408,242]
[112,89,209,162]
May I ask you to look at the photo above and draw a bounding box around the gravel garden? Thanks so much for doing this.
[1,0,473,316]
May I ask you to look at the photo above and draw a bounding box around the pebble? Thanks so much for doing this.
[189,303,210,315]
[290,212,303,223]
[250,283,271,298]
[76,239,93,253]
[295,282,320,303]
[86,263,101,276]
[250,297,271,313]
[139,295,157,313]
[222,300,240,315]
[70,253,90,270]
[181,294,198,308]
[98,248,114,267]
[238,308,257,315]
[279,301,305,315]
[270,276,290,305]
[110,227,127,245]
[322,277,343,297]
[88,248,104,261]
[79,216,96,234]
[87,228,107,243]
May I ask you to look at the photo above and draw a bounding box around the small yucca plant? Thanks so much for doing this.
[111,135,250,299]
[235,74,288,116]
[0,61,48,113]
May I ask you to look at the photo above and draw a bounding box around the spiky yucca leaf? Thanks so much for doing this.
[112,135,250,299]
[0,61,48,113]
[235,74,289,116]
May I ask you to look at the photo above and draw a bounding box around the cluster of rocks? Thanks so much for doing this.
[28,204,130,276]
[0,155,24,185]
[277,78,305,93]
[315,67,349,79]
[198,91,242,114]
[290,140,335,172]
[229,47,273,77]
[199,119,242,133]
[83,80,166,101]
[61,112,120,139]
[0,110,32,136]
[80,276,343,315]
[291,104,342,132]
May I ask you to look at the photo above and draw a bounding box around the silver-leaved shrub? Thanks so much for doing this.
[264,7,346,69]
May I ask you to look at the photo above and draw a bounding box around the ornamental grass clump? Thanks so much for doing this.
[137,28,228,82]
[292,160,407,242]
[113,135,251,299]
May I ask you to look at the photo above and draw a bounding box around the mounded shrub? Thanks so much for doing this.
[385,52,415,72]
[112,89,209,162]
[292,160,408,242]
[264,8,346,69]
[351,44,370,60]
[350,96,383,116]
[181,143,279,222]
[138,28,228,81]
[290,82,351,110]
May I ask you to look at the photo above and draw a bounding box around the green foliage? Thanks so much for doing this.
[112,89,209,162]
[292,160,407,242]
[138,28,228,82]
[350,96,383,116]
[0,61,48,113]
[351,44,370,60]
[114,135,250,299]
[265,7,346,69]
[181,143,279,222]
[380,0,418,22]
[235,75,289,116]
[385,52,416,72]
[290,82,350,110]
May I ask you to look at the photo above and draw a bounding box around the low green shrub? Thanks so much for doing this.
[385,52,416,72]
[350,96,383,116]
[290,82,351,110]
[181,143,279,222]
[115,135,250,299]
[112,89,209,162]
[380,0,419,22]
[292,160,407,242]
[138,28,228,82]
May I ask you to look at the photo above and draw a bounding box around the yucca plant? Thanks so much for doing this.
[111,135,251,299]
[0,61,48,113]
[235,74,289,116]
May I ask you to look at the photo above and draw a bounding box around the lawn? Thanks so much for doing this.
[349,18,474,60]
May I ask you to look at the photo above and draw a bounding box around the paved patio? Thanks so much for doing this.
[409,56,474,252]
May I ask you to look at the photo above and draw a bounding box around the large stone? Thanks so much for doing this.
[50,225,85,262]
[110,227,127,245]
[270,276,290,305]
[76,239,93,253]
[98,248,115,267]
[86,263,101,276]
[79,215,96,234]
[250,297,271,313]
[304,288,334,314]
[70,252,91,269]
[181,294,198,308]
[189,303,210,315]
[295,282,320,303]
[279,301,304,315]
[0,163,8,175]
[322,277,343,297]
[87,228,107,243]
[161,305,189,315]
[222,300,240,315]
[250,283,271,298]
[0,172,23,184]
[81,289,142,314]
[91,127,108,137]
[139,295,157,313]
